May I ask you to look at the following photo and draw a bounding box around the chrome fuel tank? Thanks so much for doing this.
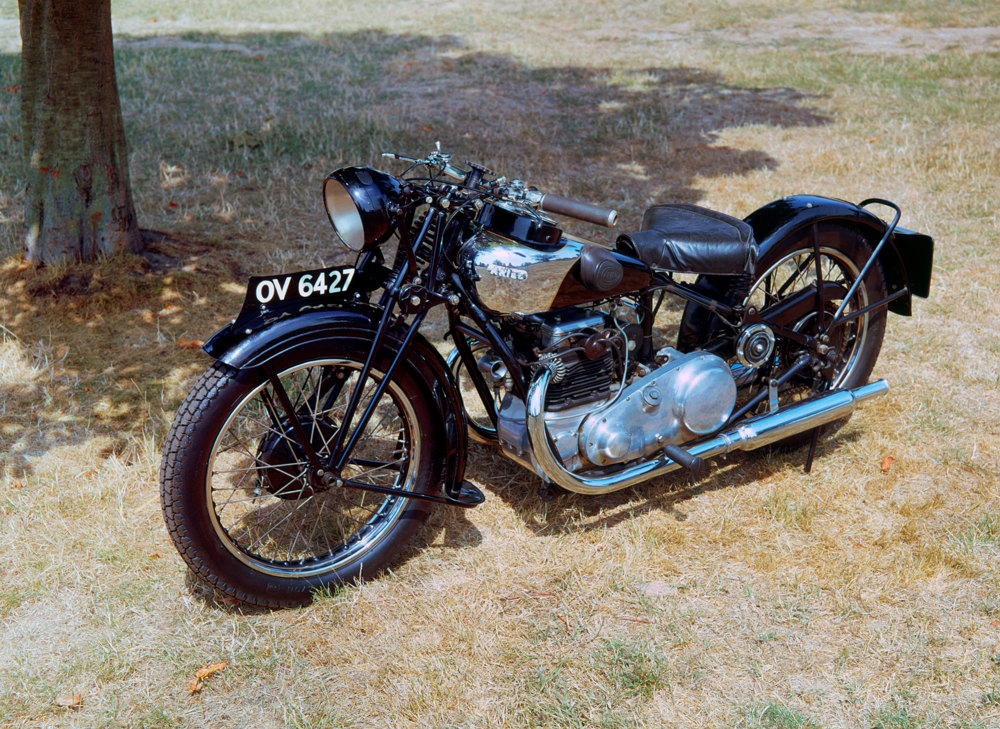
[458,230,652,316]
[459,229,581,315]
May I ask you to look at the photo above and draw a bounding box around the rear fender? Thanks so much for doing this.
[745,195,934,315]
[201,302,468,496]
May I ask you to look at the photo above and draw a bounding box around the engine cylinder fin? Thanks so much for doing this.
[544,353,614,411]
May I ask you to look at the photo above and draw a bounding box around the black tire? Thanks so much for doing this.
[680,223,888,444]
[160,341,439,608]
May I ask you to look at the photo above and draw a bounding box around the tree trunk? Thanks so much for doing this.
[19,0,142,265]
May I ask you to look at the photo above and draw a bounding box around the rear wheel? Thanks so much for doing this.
[161,342,439,607]
[681,224,887,442]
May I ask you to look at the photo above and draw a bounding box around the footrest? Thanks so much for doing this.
[444,481,486,508]
[663,443,706,480]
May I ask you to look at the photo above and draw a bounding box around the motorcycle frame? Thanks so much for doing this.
[203,186,932,507]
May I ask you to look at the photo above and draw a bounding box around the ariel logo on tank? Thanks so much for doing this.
[486,263,528,280]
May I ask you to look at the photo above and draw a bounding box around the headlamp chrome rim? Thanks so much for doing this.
[322,167,403,253]
[323,177,366,251]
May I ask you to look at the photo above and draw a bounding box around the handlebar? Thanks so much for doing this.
[382,147,620,228]
[539,193,618,228]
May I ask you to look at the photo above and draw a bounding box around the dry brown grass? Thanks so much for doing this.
[1,1,999,727]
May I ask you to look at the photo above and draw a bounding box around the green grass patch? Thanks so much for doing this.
[741,702,822,729]
[592,637,669,700]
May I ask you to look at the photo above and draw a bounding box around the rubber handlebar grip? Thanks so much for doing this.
[539,193,618,228]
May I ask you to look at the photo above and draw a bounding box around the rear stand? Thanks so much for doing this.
[803,427,821,474]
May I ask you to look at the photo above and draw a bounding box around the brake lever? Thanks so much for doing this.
[381,152,421,163]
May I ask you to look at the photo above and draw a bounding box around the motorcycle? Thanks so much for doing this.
[160,145,934,607]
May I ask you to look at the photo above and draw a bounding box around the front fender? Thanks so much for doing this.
[203,303,379,369]
[201,302,469,498]
[745,195,934,315]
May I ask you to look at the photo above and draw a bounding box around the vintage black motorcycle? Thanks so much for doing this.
[160,145,933,607]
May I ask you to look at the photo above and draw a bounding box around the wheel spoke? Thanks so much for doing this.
[741,244,873,403]
[212,460,307,475]
[245,494,315,553]
[346,456,406,482]
[204,357,420,577]
[774,254,813,299]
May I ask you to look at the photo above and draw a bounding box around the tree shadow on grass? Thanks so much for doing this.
[0,30,829,512]
[105,30,830,238]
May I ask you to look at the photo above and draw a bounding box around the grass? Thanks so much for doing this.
[742,702,823,729]
[0,1,999,728]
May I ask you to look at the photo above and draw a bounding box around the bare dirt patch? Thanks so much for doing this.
[587,10,1000,55]
[721,10,1000,54]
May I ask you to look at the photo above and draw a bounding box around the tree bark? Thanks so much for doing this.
[19,0,142,265]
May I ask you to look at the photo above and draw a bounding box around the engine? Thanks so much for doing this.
[493,307,737,475]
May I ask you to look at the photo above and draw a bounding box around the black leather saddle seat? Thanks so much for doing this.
[617,204,757,276]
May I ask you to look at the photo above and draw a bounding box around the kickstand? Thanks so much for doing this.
[804,427,820,474]
[538,482,557,502]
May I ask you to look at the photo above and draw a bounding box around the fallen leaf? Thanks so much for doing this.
[2,85,18,93]
[176,337,205,349]
[56,693,83,708]
[168,201,179,208]
[881,456,896,472]
[188,660,228,694]
[252,54,265,61]
[422,125,433,132]
[195,660,228,679]
[12,479,23,489]
[867,137,878,142]
[148,551,161,559]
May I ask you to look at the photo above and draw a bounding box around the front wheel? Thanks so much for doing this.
[160,342,440,608]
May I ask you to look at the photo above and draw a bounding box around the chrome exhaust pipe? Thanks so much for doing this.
[526,370,889,496]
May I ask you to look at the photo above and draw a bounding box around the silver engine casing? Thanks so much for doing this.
[498,349,737,473]
[579,350,736,466]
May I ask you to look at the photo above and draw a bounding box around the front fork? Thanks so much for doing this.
[256,208,486,507]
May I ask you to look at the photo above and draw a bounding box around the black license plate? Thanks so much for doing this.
[236,265,357,321]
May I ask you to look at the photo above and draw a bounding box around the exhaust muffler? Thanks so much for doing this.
[526,370,888,495]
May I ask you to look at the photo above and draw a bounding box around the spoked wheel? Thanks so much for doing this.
[737,224,887,441]
[161,343,438,607]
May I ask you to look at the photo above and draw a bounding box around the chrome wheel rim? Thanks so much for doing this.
[205,359,419,578]
[744,246,868,390]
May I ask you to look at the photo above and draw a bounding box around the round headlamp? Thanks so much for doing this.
[322,167,402,251]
